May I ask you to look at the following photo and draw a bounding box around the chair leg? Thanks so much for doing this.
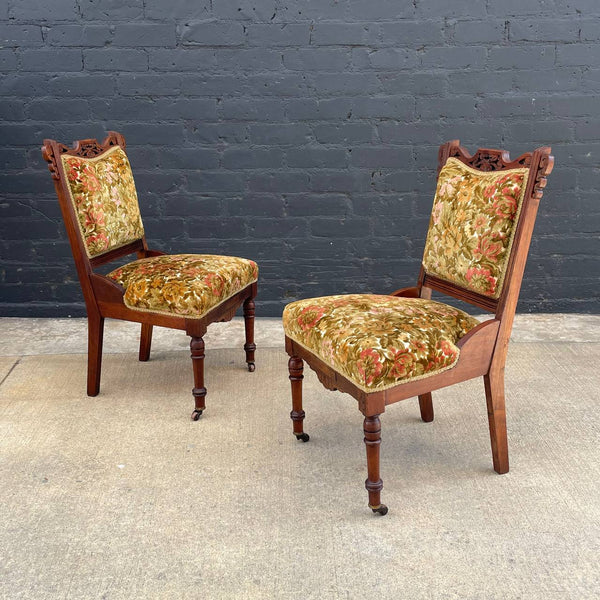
[139,323,153,362]
[364,414,387,515]
[484,370,509,474]
[289,356,309,442]
[190,336,207,421]
[418,392,434,422]
[243,297,256,372]
[87,314,104,397]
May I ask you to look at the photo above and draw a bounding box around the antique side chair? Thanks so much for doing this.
[283,140,553,515]
[42,132,258,420]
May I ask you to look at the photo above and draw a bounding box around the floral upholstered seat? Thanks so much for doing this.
[108,254,258,319]
[283,294,479,392]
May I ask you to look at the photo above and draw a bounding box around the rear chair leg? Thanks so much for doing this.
[243,297,256,372]
[484,370,509,474]
[364,414,387,516]
[190,336,206,421]
[418,392,434,422]
[139,323,153,362]
[87,314,104,396]
[289,356,309,442]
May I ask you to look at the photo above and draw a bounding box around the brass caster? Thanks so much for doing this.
[247,362,255,372]
[295,433,310,442]
[191,409,203,421]
[371,504,388,516]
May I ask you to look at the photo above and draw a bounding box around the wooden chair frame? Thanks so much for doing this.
[42,131,257,420]
[286,140,554,515]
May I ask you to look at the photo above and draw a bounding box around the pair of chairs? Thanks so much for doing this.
[42,133,553,515]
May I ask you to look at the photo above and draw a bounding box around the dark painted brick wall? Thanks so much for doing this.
[1,0,599,317]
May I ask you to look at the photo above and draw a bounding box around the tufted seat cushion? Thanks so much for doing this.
[283,294,479,393]
[108,254,258,319]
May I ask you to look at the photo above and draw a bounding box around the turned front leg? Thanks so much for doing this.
[190,336,207,421]
[243,297,256,372]
[364,414,387,515]
[289,356,309,442]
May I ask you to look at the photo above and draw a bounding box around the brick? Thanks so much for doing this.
[226,195,285,217]
[309,170,371,192]
[285,98,353,121]
[421,46,487,69]
[489,46,556,69]
[380,21,444,46]
[352,48,417,70]
[248,24,310,46]
[116,123,186,145]
[311,23,378,46]
[223,148,283,169]
[510,19,580,42]
[0,149,27,170]
[283,48,350,71]
[352,96,415,119]
[216,48,281,71]
[48,74,115,96]
[154,98,218,120]
[20,49,82,72]
[113,24,176,47]
[26,99,89,121]
[249,124,311,145]
[117,74,181,96]
[181,21,245,46]
[187,172,245,192]
[286,147,347,169]
[350,147,412,168]
[46,25,112,47]
[144,0,211,20]
[212,1,279,21]
[310,218,371,238]
[313,73,381,95]
[314,124,375,144]
[557,44,600,67]
[89,98,158,121]
[0,97,27,122]
[84,49,148,72]
[452,20,506,43]
[79,0,144,20]
[9,0,78,20]
[222,99,286,122]
[247,172,310,192]
[150,48,216,71]
[0,24,43,46]
[0,50,17,71]
[286,194,350,217]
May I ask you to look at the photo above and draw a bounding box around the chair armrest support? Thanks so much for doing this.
[90,273,125,304]
[390,286,420,298]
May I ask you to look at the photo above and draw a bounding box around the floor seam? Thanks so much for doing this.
[0,357,21,389]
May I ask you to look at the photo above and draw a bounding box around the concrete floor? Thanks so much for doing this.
[0,315,598,599]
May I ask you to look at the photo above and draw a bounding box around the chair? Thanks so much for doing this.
[283,140,553,515]
[42,131,258,420]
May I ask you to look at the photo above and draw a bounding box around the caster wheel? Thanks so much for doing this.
[371,504,388,516]
[295,433,310,442]
[247,362,255,372]
[191,409,203,421]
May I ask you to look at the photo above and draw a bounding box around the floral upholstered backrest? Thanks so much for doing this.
[61,146,145,258]
[422,157,530,299]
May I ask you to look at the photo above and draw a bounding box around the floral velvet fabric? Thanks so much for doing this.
[61,146,145,258]
[283,294,479,393]
[422,157,530,298]
[108,254,258,319]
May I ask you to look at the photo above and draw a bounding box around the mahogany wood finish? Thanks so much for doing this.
[42,132,257,419]
[286,140,554,515]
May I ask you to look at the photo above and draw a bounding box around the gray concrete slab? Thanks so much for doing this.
[0,313,598,357]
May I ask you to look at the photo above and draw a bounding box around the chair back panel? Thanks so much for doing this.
[422,156,529,300]
[420,141,552,314]
[60,145,144,259]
